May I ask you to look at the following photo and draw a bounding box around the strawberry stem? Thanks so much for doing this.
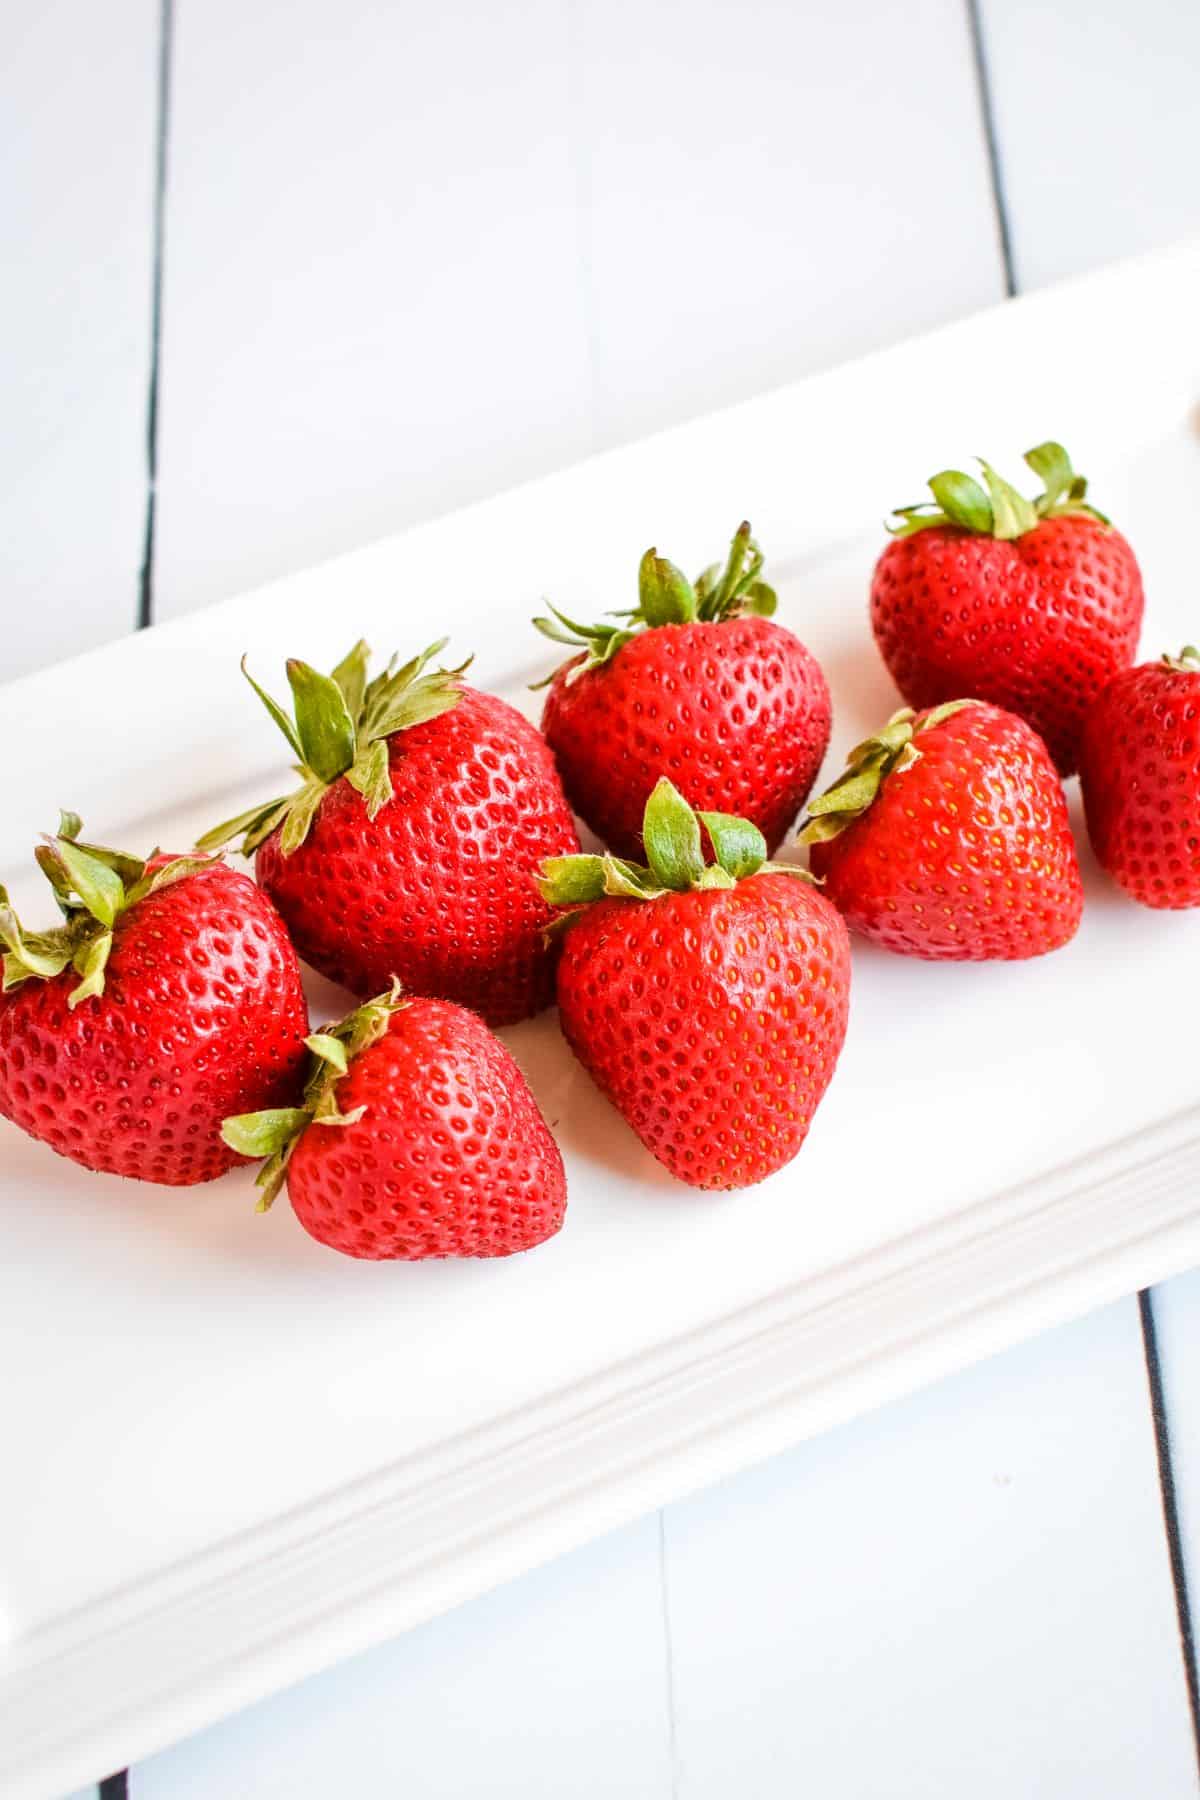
[198,641,466,857]
[637,550,698,626]
[798,701,974,846]
[887,441,1109,539]
[537,779,813,916]
[222,982,407,1207]
[0,820,217,1004]
[531,524,777,687]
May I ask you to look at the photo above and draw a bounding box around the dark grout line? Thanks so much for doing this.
[1138,1289,1200,1778]
[138,0,175,633]
[657,1511,682,1800]
[101,14,175,1791]
[964,0,1017,299]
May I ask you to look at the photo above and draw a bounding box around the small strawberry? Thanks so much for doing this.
[1079,646,1200,908]
[801,700,1083,960]
[871,442,1142,774]
[535,522,831,858]
[539,779,850,1190]
[222,984,566,1259]
[200,639,579,1025]
[0,816,309,1184]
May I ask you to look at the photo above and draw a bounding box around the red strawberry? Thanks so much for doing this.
[222,985,566,1259]
[536,522,831,858]
[540,779,850,1190]
[200,640,579,1025]
[871,442,1142,774]
[802,700,1083,960]
[1079,646,1200,908]
[0,816,309,1184]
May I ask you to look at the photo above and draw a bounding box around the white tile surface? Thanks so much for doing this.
[152,0,1004,623]
[980,0,1200,289]
[1147,1271,1200,1617]
[664,1298,1197,1800]
[153,0,594,620]
[570,0,1004,446]
[132,1516,672,1800]
[122,1300,1199,1797]
[2,1,158,683]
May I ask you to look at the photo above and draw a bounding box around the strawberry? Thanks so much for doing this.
[871,442,1142,774]
[200,639,579,1025]
[535,522,831,858]
[539,779,850,1190]
[0,816,309,1184]
[1079,646,1200,908]
[222,984,566,1259]
[801,700,1083,960]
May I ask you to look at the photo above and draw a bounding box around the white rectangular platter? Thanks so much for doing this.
[4,242,1200,1799]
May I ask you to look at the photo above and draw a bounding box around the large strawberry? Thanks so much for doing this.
[535,522,831,858]
[871,442,1142,774]
[200,639,578,1025]
[1079,646,1200,909]
[801,700,1083,960]
[0,816,309,1184]
[222,984,566,1259]
[539,779,850,1190]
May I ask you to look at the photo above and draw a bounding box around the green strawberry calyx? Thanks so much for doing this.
[222,981,406,1209]
[197,638,469,859]
[532,521,777,687]
[798,701,974,846]
[0,813,215,1008]
[1163,645,1200,674]
[887,441,1110,542]
[538,777,814,917]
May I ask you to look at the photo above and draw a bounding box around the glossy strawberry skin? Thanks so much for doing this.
[256,686,578,1026]
[0,864,309,1185]
[555,874,850,1190]
[870,516,1143,775]
[541,617,831,859]
[285,998,566,1259]
[809,702,1083,960]
[1079,661,1200,908]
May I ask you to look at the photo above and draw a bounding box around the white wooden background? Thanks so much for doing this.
[6,0,1199,1793]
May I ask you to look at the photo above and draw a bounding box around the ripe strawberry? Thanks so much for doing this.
[535,522,831,858]
[1079,646,1200,908]
[223,985,566,1259]
[871,442,1142,774]
[0,816,309,1184]
[540,779,850,1190]
[801,700,1083,960]
[200,639,579,1025]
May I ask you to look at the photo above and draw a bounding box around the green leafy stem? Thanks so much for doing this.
[198,638,468,859]
[887,441,1109,542]
[538,777,813,914]
[798,701,973,846]
[532,521,778,687]
[222,982,406,1207]
[0,813,214,1007]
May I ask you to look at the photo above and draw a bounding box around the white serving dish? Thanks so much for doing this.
[4,241,1200,1800]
